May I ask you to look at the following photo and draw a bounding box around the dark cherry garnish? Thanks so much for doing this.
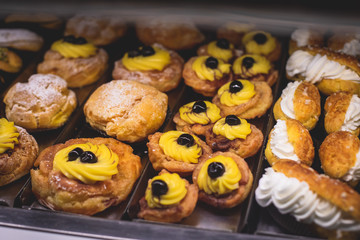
[253,33,267,45]
[242,57,255,69]
[225,115,241,126]
[229,80,244,93]
[216,39,230,49]
[141,46,155,56]
[128,49,141,58]
[68,147,84,161]
[63,35,87,45]
[80,151,98,164]
[151,180,168,197]
[192,101,207,113]
[177,134,195,147]
[205,56,218,69]
[207,162,225,179]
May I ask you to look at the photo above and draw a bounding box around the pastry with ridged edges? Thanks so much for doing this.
[0,47,22,73]
[31,137,141,215]
[288,28,324,55]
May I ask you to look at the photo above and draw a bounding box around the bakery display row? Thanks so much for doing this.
[1,10,360,240]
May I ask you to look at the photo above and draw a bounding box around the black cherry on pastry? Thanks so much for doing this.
[63,35,87,45]
[80,151,98,164]
[177,133,195,147]
[192,101,208,113]
[225,115,241,126]
[67,147,84,161]
[141,46,156,57]
[128,49,141,58]
[229,80,244,93]
[207,162,225,179]
[253,33,267,45]
[205,56,219,69]
[151,179,169,197]
[242,57,255,69]
[216,39,230,49]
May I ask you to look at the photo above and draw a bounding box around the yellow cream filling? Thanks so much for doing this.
[197,155,241,195]
[145,172,187,208]
[207,41,234,62]
[159,131,202,164]
[242,31,276,56]
[122,46,171,71]
[192,56,231,81]
[213,117,252,140]
[53,143,119,184]
[233,54,271,77]
[218,79,256,106]
[51,40,97,58]
[0,118,19,154]
[179,101,221,125]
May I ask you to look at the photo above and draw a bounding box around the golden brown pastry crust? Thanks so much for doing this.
[273,82,321,130]
[5,13,63,29]
[205,124,263,159]
[319,131,360,180]
[112,46,184,92]
[0,47,22,73]
[31,137,142,215]
[0,126,38,186]
[213,81,273,119]
[173,112,215,137]
[138,170,198,223]
[83,80,168,143]
[265,119,314,166]
[272,160,360,222]
[327,33,359,56]
[183,56,233,97]
[37,48,108,88]
[235,68,279,87]
[192,151,253,208]
[147,132,212,175]
[288,29,324,55]
[216,23,255,47]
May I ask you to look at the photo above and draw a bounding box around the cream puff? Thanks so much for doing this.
[273,81,321,130]
[324,92,360,136]
[286,46,360,96]
[0,29,43,51]
[37,35,108,88]
[3,74,77,131]
[112,44,184,92]
[197,38,240,62]
[212,79,273,119]
[288,28,324,55]
[183,55,232,97]
[265,119,314,166]
[327,32,360,58]
[138,170,198,223]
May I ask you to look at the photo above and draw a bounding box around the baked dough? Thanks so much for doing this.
[3,74,77,131]
[327,32,360,58]
[216,21,255,47]
[0,47,22,73]
[288,28,324,55]
[31,137,142,215]
[0,29,43,51]
[5,13,63,29]
[83,80,168,143]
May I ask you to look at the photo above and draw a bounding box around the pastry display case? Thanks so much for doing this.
[1,1,360,239]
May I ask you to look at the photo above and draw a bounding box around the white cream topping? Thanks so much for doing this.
[286,50,360,84]
[0,29,43,45]
[341,35,360,57]
[280,81,301,119]
[269,120,299,163]
[342,148,360,182]
[291,29,311,47]
[255,168,360,231]
[340,95,360,133]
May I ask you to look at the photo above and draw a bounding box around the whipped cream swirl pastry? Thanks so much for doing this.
[328,33,360,58]
[288,28,324,54]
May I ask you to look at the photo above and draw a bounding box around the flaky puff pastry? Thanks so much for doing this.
[3,74,77,131]
[31,137,142,216]
[0,47,22,73]
[288,28,324,55]
[265,119,314,166]
[138,170,198,223]
[192,151,253,209]
[0,125,38,186]
[273,81,321,130]
[324,92,360,136]
[83,80,168,143]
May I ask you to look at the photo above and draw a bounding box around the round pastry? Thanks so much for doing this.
[204,115,263,159]
[242,30,281,62]
[286,46,360,96]
[288,28,324,55]
[192,151,253,208]
[0,47,22,73]
[112,44,184,92]
[183,55,232,97]
[83,80,168,143]
[0,118,38,187]
[5,13,62,29]
[173,100,221,136]
[324,92,360,136]
[3,74,77,131]
[135,16,205,50]
[327,32,360,58]
[65,14,127,46]
[232,54,279,86]
[273,81,321,130]
[197,39,240,62]
[147,131,212,175]
[319,131,360,186]
[37,35,108,88]
[256,160,360,234]
[0,29,43,51]
[31,137,141,215]
[212,79,273,119]
[216,21,255,47]
[265,119,314,166]
[138,170,198,223]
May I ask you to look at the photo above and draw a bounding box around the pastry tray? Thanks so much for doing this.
[0,17,358,240]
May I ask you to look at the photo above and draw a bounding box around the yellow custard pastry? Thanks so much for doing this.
[0,118,19,154]
[213,116,251,140]
[51,36,97,58]
[0,47,22,73]
[192,56,231,81]
[197,39,236,62]
[218,79,256,106]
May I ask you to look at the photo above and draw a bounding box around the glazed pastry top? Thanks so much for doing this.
[0,118,19,154]
[192,56,231,81]
[51,35,97,58]
[232,54,271,77]
[341,94,360,133]
[217,80,256,106]
[212,115,252,140]
[280,81,301,119]
[179,100,221,125]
